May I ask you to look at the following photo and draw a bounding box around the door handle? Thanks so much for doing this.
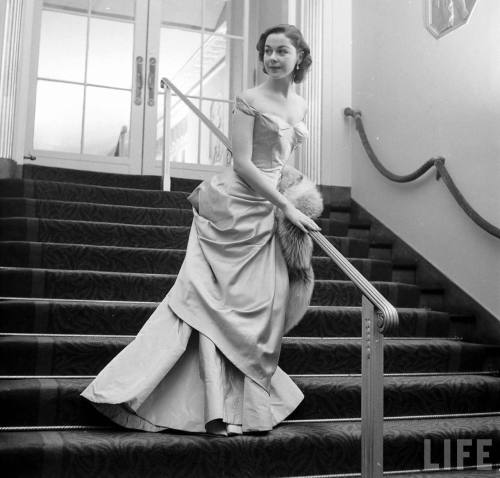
[147,57,156,106]
[135,56,143,105]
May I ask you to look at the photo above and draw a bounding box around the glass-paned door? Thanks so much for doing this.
[27,0,148,174]
[142,0,249,179]
[26,0,249,179]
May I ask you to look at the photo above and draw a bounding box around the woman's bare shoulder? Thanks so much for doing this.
[236,88,261,107]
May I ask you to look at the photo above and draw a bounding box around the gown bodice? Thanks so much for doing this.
[232,96,309,179]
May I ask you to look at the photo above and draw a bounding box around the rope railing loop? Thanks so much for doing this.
[345,108,500,240]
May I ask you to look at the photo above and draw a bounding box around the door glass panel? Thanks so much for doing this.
[153,0,247,169]
[34,80,84,153]
[37,11,87,82]
[202,36,243,101]
[34,0,138,160]
[83,86,131,156]
[91,0,135,20]
[156,95,200,164]
[43,0,89,14]
[87,17,134,89]
[205,0,245,36]
[199,99,230,165]
[160,0,202,30]
[158,27,202,96]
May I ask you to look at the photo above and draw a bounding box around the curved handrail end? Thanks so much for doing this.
[377,304,399,336]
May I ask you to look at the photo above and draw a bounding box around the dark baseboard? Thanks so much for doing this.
[351,200,500,346]
[0,158,21,179]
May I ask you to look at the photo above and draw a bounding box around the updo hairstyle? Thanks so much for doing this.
[256,24,312,84]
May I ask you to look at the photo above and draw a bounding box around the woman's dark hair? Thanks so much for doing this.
[256,24,311,84]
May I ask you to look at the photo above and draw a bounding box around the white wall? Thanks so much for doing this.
[351,0,500,317]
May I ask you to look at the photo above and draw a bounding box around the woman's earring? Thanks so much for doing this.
[296,63,300,70]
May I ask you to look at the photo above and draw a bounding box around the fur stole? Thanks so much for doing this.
[276,165,324,334]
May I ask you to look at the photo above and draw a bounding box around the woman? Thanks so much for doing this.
[81,24,319,437]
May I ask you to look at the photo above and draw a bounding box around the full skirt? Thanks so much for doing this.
[81,169,304,433]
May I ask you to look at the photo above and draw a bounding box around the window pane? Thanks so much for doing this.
[205,0,244,36]
[34,80,84,153]
[91,0,135,20]
[156,95,200,164]
[161,0,201,30]
[37,11,87,82]
[83,86,131,156]
[199,99,230,165]
[43,0,89,14]
[202,36,243,101]
[158,27,201,96]
[87,17,134,89]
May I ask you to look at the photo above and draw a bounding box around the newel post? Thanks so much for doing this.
[361,295,384,477]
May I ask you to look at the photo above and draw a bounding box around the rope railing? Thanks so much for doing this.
[159,81,396,477]
[344,108,500,240]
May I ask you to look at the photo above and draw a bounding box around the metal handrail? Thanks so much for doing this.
[160,77,232,152]
[110,125,127,157]
[344,107,500,240]
[159,79,397,476]
[310,231,398,335]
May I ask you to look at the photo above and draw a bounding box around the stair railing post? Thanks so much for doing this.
[161,80,171,191]
[361,294,384,477]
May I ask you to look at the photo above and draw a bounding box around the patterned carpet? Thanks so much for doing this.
[0,164,499,477]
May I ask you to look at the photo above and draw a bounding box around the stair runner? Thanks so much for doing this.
[0,164,499,478]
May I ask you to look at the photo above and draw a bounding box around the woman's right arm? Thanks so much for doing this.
[231,103,320,234]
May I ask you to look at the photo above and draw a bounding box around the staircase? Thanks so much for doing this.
[1,164,499,477]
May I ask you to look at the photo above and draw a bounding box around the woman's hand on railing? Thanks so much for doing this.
[282,203,321,234]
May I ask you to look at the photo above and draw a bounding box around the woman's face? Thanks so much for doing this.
[263,33,302,81]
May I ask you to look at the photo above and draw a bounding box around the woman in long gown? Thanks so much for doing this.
[81,24,319,437]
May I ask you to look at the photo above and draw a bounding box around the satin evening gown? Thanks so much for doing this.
[81,95,310,435]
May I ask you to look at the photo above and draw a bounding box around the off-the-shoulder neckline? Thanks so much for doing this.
[235,95,307,129]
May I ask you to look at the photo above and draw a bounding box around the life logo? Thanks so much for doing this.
[424,438,498,471]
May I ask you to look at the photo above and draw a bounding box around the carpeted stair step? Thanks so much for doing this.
[0,241,394,282]
[292,306,454,338]
[0,300,455,338]
[1,374,500,426]
[0,178,193,209]
[0,267,421,306]
[0,218,370,257]
[22,164,202,192]
[2,165,493,477]
[0,197,195,227]
[1,416,499,476]
[1,335,498,375]
[0,197,349,236]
